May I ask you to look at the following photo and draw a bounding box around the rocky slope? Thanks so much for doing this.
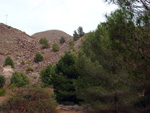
[0,23,39,74]
[0,23,83,83]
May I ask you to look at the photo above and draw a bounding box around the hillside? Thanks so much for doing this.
[0,23,39,74]
[31,30,74,73]
[0,23,84,84]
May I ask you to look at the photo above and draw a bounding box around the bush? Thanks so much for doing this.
[69,40,74,48]
[26,67,34,72]
[73,30,79,41]
[9,83,16,90]
[34,52,44,63]
[0,88,6,96]
[3,56,14,68]
[10,71,30,87]
[60,36,66,43]
[0,84,57,113]
[40,37,50,49]
[52,42,60,52]
[0,75,5,88]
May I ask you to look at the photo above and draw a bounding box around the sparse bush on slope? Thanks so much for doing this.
[34,52,44,63]
[3,56,14,68]
[60,36,66,43]
[40,37,50,49]
[69,40,74,49]
[52,42,60,52]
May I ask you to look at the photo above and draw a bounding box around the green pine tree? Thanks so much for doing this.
[34,52,44,63]
[52,42,60,52]
[52,51,81,105]
[77,26,84,37]
[3,56,14,68]
[73,30,79,41]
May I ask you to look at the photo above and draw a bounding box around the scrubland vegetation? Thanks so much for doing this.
[0,0,149,113]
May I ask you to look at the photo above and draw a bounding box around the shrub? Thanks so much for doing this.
[3,56,14,68]
[26,67,34,72]
[52,42,60,52]
[73,30,79,41]
[0,75,5,88]
[40,37,50,49]
[0,84,57,113]
[9,83,16,90]
[0,88,6,96]
[60,36,66,43]
[10,71,30,87]
[34,52,44,63]
[69,40,74,48]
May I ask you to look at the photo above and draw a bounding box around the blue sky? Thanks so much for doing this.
[0,0,117,36]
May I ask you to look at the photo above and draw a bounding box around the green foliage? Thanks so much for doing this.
[3,56,14,68]
[0,75,5,88]
[75,9,142,112]
[10,71,30,87]
[0,88,6,96]
[40,37,50,49]
[77,26,84,37]
[69,40,74,48]
[73,30,79,41]
[52,42,60,52]
[102,2,150,112]
[60,36,66,43]
[9,83,16,90]
[26,67,34,72]
[40,64,55,87]
[0,84,57,113]
[52,51,80,104]
[34,52,44,63]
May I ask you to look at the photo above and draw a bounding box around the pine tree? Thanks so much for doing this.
[52,51,80,104]
[39,37,50,49]
[75,9,139,113]
[73,30,79,41]
[34,52,44,63]
[52,42,60,52]
[77,26,84,37]
[60,36,66,43]
[40,64,55,87]
[3,56,14,68]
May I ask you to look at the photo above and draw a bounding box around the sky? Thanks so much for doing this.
[0,0,117,36]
